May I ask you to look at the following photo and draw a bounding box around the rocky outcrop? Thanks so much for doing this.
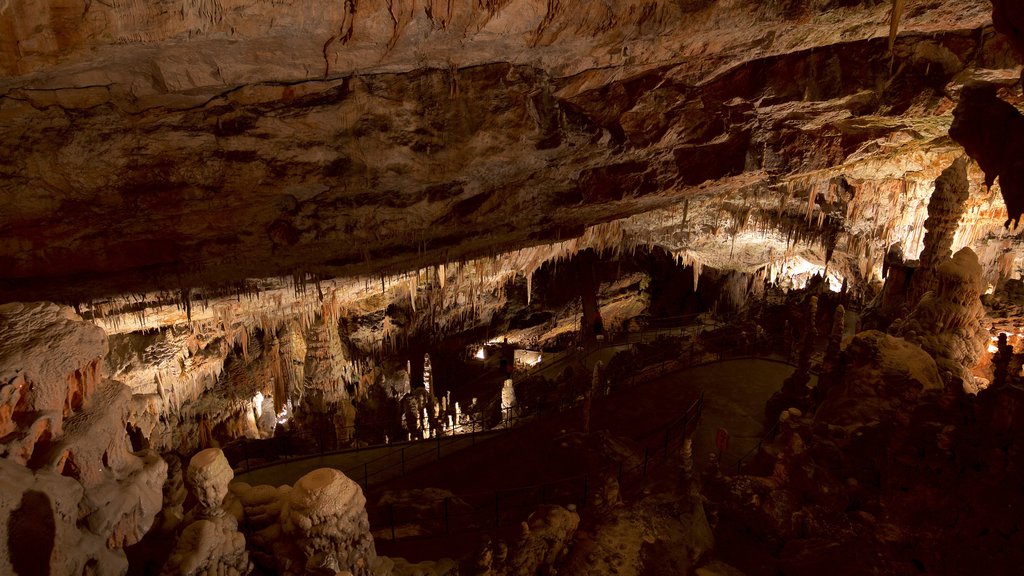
[815,330,943,427]
[284,468,378,575]
[950,85,1024,228]
[992,0,1024,56]
[0,302,166,576]
[705,299,1024,575]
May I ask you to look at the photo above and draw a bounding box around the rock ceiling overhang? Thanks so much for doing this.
[0,0,1022,304]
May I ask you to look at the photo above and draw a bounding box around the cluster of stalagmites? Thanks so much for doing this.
[474,506,580,576]
[105,249,551,458]
[704,322,1024,574]
[0,303,422,576]
[871,158,990,391]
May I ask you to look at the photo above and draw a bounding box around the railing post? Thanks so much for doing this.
[390,504,396,541]
[495,492,500,527]
[401,447,405,475]
[444,497,450,535]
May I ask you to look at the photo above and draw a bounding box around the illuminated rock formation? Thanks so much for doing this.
[282,468,380,576]
[1,0,1024,573]
[296,314,358,449]
[216,469,384,574]
[911,157,972,299]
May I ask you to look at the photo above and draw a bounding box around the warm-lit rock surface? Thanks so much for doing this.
[1,0,1022,304]
[162,447,249,575]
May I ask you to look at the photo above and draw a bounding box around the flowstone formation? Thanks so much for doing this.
[909,157,972,300]
[867,157,990,390]
[285,468,379,575]
[0,302,166,576]
[296,314,358,450]
[874,157,973,324]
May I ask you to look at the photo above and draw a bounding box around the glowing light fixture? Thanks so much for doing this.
[475,347,486,360]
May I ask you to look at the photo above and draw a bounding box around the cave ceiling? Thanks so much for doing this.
[1,0,1023,316]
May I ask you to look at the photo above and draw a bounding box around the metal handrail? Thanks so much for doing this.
[368,391,705,541]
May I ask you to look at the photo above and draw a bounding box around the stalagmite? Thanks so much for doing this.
[893,247,989,391]
[162,448,249,575]
[501,378,517,427]
[912,157,971,300]
[423,352,433,394]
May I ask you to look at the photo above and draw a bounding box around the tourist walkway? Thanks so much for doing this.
[234,430,504,488]
[232,317,712,487]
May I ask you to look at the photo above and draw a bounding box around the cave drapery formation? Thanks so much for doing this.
[3,0,1024,575]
